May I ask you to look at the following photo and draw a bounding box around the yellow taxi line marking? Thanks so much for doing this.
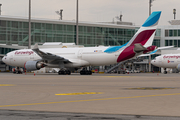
[0,84,15,86]
[55,92,103,95]
[0,93,180,107]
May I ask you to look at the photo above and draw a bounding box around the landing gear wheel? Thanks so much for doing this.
[58,70,71,75]
[80,70,92,75]
[89,71,92,75]
[85,71,89,75]
[164,71,167,74]
[67,70,71,75]
[80,71,84,75]
[64,70,67,75]
[58,71,62,75]
[163,68,167,74]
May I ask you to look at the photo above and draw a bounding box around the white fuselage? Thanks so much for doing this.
[3,46,121,68]
[151,54,180,68]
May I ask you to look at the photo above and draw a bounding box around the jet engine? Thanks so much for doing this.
[176,64,180,71]
[24,61,46,71]
[143,45,157,54]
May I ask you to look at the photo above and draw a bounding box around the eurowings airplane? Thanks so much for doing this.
[2,11,161,75]
[151,54,180,74]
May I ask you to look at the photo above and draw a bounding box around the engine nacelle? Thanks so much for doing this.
[143,45,157,54]
[25,61,46,71]
[176,64,180,71]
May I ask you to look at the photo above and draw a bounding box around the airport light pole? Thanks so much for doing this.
[149,0,155,72]
[149,0,154,16]
[0,4,2,15]
[28,0,31,49]
[60,9,63,20]
[76,0,79,45]
[173,9,176,20]
[55,9,63,20]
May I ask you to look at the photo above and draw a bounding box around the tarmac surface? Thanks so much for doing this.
[0,72,180,120]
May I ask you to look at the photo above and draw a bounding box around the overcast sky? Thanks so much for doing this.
[1,0,180,26]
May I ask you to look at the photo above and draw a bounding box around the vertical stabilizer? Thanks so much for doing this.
[117,11,161,62]
[127,11,161,47]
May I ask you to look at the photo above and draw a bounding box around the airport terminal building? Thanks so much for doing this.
[0,15,179,72]
[0,16,162,53]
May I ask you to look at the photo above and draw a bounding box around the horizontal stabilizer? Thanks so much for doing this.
[134,44,148,53]
[138,46,174,57]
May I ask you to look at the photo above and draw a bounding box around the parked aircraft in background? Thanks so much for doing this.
[2,11,161,75]
[151,54,180,74]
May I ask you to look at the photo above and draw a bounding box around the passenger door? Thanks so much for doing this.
[9,54,13,64]
[77,50,83,59]
[30,54,34,60]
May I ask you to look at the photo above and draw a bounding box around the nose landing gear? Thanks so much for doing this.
[163,68,167,74]
[12,67,23,74]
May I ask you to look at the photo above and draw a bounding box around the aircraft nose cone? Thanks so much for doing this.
[2,56,6,63]
[151,60,156,65]
[2,57,5,62]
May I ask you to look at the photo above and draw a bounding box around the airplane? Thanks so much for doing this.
[151,54,180,74]
[2,11,161,75]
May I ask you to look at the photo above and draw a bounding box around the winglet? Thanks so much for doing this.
[33,43,39,50]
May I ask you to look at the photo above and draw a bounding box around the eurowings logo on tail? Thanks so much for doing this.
[116,11,161,62]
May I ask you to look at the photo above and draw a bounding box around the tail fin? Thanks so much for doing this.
[127,11,161,47]
[116,11,161,63]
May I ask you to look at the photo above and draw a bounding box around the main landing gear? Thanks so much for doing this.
[58,68,92,75]
[80,70,92,75]
[58,70,71,75]
[163,68,167,74]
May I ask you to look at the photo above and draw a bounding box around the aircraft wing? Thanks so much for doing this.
[32,43,71,64]
[138,46,174,57]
